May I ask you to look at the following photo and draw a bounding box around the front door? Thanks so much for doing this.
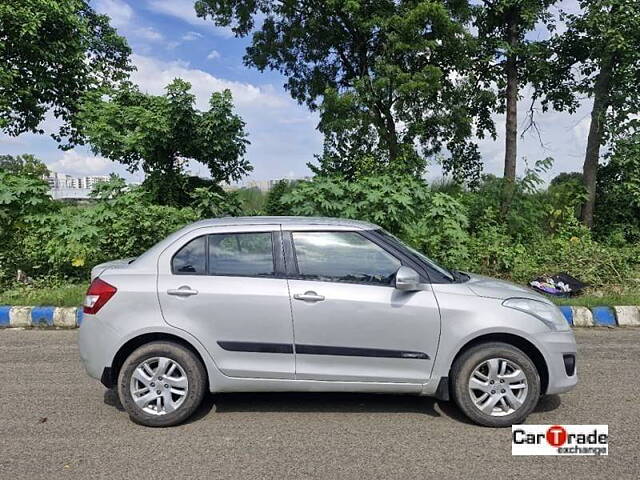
[158,225,295,379]
[286,230,441,383]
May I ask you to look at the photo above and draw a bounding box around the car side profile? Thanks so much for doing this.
[78,216,577,427]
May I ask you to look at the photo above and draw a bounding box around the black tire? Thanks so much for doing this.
[450,342,540,428]
[117,341,207,427]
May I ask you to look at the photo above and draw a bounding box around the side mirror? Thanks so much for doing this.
[394,266,424,291]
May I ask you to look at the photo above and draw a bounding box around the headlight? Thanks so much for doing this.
[502,297,570,331]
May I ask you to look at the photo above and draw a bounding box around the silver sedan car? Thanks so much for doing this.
[79,216,577,427]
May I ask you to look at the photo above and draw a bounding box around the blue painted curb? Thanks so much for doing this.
[76,308,84,326]
[31,306,55,326]
[0,306,11,326]
[591,306,617,326]
[559,306,573,326]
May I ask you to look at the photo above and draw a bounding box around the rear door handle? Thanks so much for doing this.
[293,291,325,302]
[167,286,199,297]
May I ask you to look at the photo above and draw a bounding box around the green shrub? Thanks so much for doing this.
[22,184,198,280]
[402,193,470,267]
[281,174,430,234]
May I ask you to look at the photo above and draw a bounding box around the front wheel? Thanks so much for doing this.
[117,341,207,427]
[451,342,540,427]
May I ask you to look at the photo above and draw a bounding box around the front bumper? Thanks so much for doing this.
[538,329,578,395]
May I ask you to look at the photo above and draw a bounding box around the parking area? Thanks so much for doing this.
[0,328,638,479]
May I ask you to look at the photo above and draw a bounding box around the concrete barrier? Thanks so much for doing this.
[0,306,82,328]
[613,306,640,326]
[571,306,595,327]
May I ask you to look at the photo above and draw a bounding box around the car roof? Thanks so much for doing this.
[188,216,380,230]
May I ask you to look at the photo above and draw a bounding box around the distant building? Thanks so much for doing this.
[46,172,110,200]
[223,176,311,192]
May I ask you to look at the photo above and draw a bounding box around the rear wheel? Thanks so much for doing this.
[117,341,207,427]
[451,342,540,427]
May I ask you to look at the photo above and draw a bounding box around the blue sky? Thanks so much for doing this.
[0,0,590,183]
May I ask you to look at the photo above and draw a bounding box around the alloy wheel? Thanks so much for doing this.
[467,357,529,417]
[129,357,189,415]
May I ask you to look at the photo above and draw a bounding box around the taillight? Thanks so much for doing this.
[83,278,117,314]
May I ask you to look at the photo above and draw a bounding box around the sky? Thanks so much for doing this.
[0,0,590,184]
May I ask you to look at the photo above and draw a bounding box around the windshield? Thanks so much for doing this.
[375,229,455,282]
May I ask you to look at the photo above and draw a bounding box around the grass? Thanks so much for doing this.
[0,283,86,307]
[544,285,640,308]
[552,295,640,308]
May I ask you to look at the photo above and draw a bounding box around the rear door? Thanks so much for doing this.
[284,228,441,383]
[157,225,295,379]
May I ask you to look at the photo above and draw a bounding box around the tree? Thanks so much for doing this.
[532,0,640,226]
[0,154,49,178]
[265,179,297,215]
[549,171,583,188]
[594,133,640,241]
[0,170,54,282]
[77,79,251,206]
[0,0,131,144]
[195,0,495,182]
[472,0,556,184]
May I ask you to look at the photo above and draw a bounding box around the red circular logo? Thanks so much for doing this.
[546,425,568,447]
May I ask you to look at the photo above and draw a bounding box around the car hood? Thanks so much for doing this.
[465,273,551,303]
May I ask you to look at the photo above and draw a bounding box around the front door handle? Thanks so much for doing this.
[294,291,325,302]
[167,286,199,297]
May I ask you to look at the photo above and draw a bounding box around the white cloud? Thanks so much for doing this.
[206,49,221,60]
[182,31,203,41]
[94,0,134,29]
[137,26,164,42]
[48,150,115,176]
[145,0,233,37]
[130,54,287,109]
[94,0,165,45]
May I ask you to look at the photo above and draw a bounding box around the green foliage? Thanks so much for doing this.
[235,187,267,215]
[195,0,495,182]
[533,0,640,140]
[22,184,198,279]
[265,180,297,216]
[403,193,470,267]
[190,187,243,218]
[594,133,640,242]
[77,79,250,205]
[281,174,430,234]
[0,154,49,178]
[550,171,583,188]
[0,281,86,307]
[0,0,131,143]
[0,171,56,283]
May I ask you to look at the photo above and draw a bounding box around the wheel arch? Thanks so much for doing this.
[102,332,210,389]
[449,333,549,395]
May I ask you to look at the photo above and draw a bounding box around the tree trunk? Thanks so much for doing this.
[581,59,613,227]
[503,15,518,183]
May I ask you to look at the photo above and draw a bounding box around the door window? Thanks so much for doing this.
[172,236,206,274]
[292,231,400,285]
[208,232,274,276]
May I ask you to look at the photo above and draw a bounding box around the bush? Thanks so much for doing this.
[281,174,430,234]
[21,184,198,280]
[402,193,470,267]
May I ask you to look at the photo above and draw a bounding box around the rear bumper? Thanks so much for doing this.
[538,330,578,395]
[78,313,120,383]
